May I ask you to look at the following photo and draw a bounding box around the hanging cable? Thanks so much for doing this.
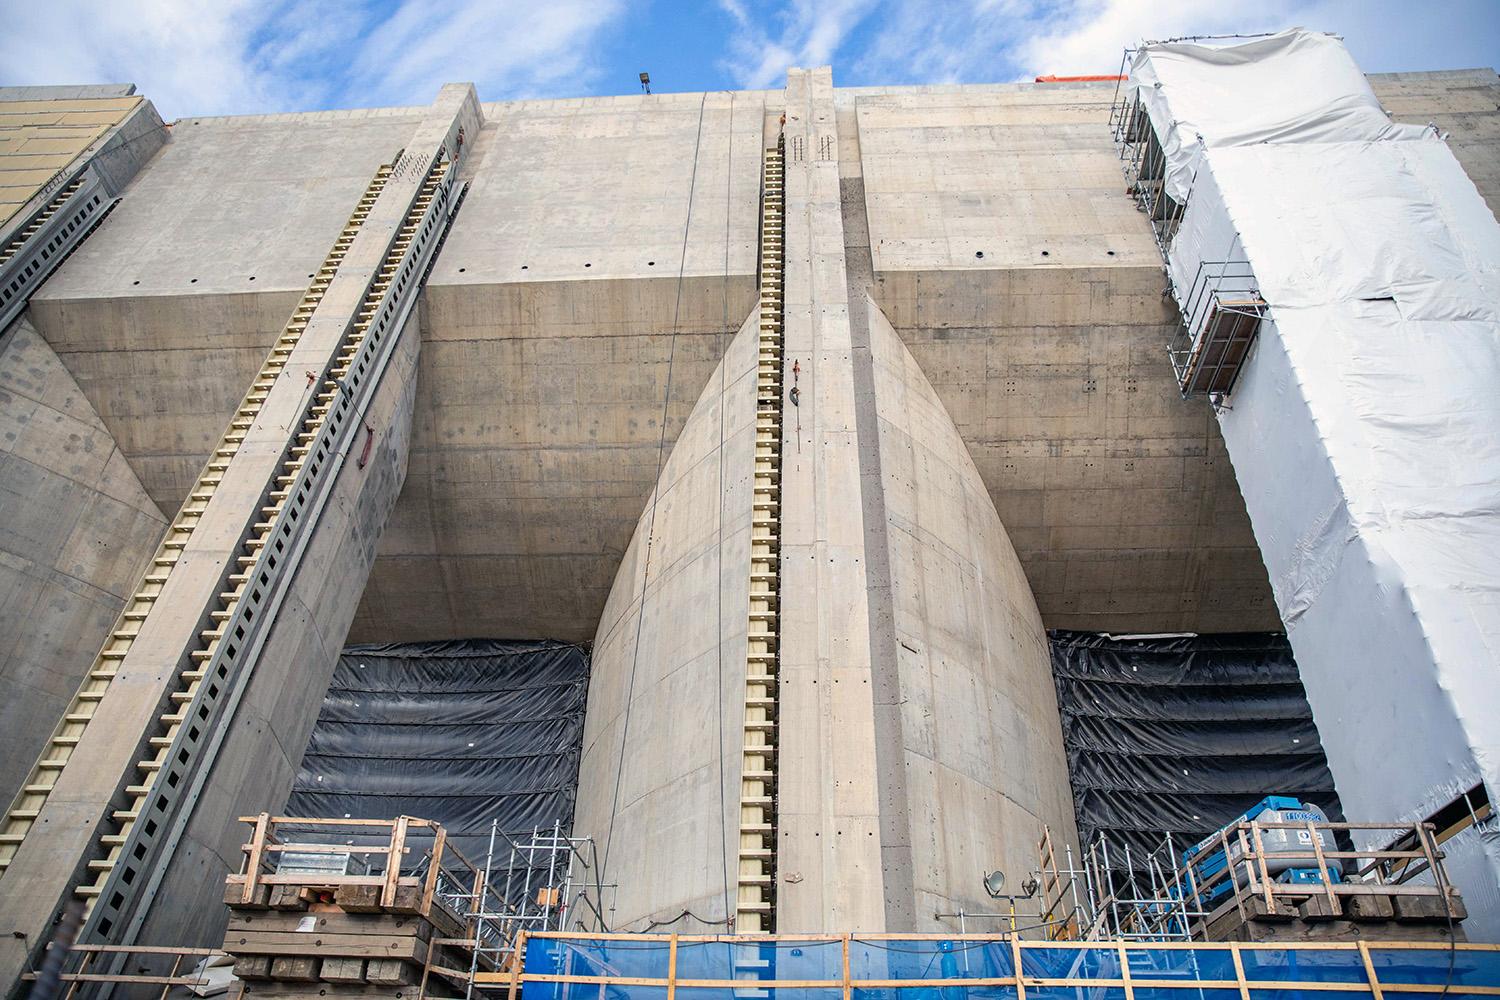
[714,90,736,924]
[600,91,711,879]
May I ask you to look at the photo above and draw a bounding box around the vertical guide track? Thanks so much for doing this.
[737,136,785,933]
[0,163,394,878]
[77,155,456,945]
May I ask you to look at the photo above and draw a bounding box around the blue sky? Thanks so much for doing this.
[1,0,1496,121]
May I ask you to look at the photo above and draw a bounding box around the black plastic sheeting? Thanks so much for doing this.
[1049,631,1343,860]
[288,640,590,863]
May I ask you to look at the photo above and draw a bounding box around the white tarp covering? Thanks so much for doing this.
[1136,29,1500,936]
[1129,29,1429,202]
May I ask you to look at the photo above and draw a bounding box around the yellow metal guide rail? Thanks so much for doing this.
[737,135,785,934]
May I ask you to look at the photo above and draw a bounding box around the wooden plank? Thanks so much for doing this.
[66,946,223,956]
[269,957,320,982]
[49,974,206,986]
[1229,944,1251,1000]
[1012,935,1027,1000]
[1309,820,1340,915]
[238,816,430,828]
[238,987,411,1000]
[1249,823,1276,913]
[666,934,678,1000]
[336,885,385,913]
[423,826,445,916]
[365,959,418,986]
[1358,941,1385,1000]
[320,958,367,984]
[269,885,311,911]
[224,933,425,963]
[243,812,270,905]
[842,934,851,1000]
[233,957,272,981]
[227,881,272,909]
[228,911,430,939]
[1345,894,1397,922]
[258,874,387,887]
[508,929,526,1000]
[381,816,409,909]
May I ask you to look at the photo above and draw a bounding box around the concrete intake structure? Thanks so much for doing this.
[574,70,1079,934]
[0,48,1497,986]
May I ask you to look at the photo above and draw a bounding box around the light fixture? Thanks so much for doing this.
[640,72,651,94]
[983,870,1006,898]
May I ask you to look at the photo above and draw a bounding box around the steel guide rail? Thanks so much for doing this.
[76,151,460,952]
[736,135,785,934]
[0,164,394,877]
[0,166,116,333]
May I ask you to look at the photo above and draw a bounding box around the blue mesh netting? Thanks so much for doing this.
[1239,949,1367,984]
[849,939,1013,981]
[1125,949,1238,982]
[1020,947,1123,980]
[520,937,1500,999]
[1365,947,1500,988]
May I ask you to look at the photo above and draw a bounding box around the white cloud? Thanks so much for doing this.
[346,0,625,109]
[718,0,882,89]
[0,0,627,121]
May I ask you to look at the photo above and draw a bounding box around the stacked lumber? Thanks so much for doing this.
[1203,886,1468,943]
[221,878,472,999]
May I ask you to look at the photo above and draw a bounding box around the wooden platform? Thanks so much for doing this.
[1202,885,1467,944]
[222,879,475,999]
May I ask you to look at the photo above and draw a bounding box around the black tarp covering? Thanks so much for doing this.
[288,640,590,863]
[1049,631,1343,859]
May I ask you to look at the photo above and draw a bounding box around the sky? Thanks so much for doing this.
[0,0,1496,121]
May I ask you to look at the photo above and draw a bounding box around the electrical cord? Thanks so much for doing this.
[642,910,733,931]
[713,89,736,925]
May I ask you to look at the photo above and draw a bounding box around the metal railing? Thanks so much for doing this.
[20,945,225,1000]
[1107,49,1265,401]
[228,814,487,920]
[1169,257,1267,398]
[1034,817,1462,945]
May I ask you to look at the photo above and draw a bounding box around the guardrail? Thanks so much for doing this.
[1178,818,1460,922]
[227,814,487,919]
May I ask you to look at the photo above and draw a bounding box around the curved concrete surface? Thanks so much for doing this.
[573,279,1077,932]
[572,308,760,931]
[865,299,1078,929]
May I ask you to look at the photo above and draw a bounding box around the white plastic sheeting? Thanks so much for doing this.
[1129,29,1428,202]
[1136,29,1500,936]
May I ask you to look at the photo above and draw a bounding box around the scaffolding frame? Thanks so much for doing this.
[1034,816,1463,947]
[1107,46,1270,403]
[449,820,603,1000]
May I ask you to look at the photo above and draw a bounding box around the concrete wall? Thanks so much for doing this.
[850,83,1277,633]
[21,71,1495,646]
[356,91,766,641]
[576,69,1075,935]
[865,300,1079,928]
[0,317,167,805]
[571,308,758,930]
[30,109,422,516]
[31,92,767,643]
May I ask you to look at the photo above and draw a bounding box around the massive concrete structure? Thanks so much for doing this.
[0,46,1496,990]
